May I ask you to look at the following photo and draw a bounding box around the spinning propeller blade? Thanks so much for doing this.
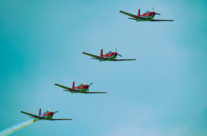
[118,54,122,57]
[152,8,161,15]
[115,48,122,57]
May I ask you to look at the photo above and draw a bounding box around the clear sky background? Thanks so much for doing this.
[0,0,207,136]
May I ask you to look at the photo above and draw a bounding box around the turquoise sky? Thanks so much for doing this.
[0,0,207,135]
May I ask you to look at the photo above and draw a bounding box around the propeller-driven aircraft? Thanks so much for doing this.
[55,81,107,94]
[120,9,174,22]
[21,108,72,120]
[82,49,136,61]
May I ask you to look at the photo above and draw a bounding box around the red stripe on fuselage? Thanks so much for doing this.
[102,52,118,58]
[43,112,54,117]
[74,85,89,90]
[141,12,156,17]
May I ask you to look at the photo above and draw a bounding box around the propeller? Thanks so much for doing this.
[115,48,122,57]
[86,83,93,92]
[152,8,161,15]
[118,54,122,57]
[54,111,58,113]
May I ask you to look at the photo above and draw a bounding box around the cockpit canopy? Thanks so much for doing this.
[78,83,85,87]
[144,11,150,14]
[106,51,112,54]
[44,109,52,114]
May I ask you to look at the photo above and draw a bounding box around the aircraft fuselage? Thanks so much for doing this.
[72,88,89,93]
[100,52,118,61]
[136,14,155,21]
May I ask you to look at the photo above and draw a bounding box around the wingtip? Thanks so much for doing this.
[100,92,108,94]
[63,118,73,120]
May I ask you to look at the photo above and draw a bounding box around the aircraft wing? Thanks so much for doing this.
[150,19,174,21]
[120,11,138,18]
[55,83,72,90]
[85,91,107,94]
[120,11,146,20]
[50,118,72,120]
[54,83,81,93]
[20,111,44,119]
[82,52,106,60]
[113,59,136,61]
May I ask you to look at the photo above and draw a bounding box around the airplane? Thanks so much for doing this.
[55,81,107,94]
[82,49,136,61]
[120,9,174,22]
[21,108,72,120]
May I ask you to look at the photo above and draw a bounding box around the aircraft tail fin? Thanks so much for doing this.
[72,81,75,88]
[39,108,41,115]
[138,9,141,16]
[100,49,103,57]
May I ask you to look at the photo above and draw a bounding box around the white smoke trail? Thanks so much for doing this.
[0,119,39,136]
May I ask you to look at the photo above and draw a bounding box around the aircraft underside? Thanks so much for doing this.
[71,88,88,93]
[100,55,117,61]
[136,16,154,21]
